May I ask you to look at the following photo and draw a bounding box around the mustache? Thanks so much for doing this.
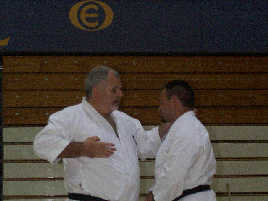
[114,99,121,103]
[161,118,168,123]
[160,115,167,123]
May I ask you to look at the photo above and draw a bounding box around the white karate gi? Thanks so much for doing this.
[33,98,161,201]
[151,111,216,201]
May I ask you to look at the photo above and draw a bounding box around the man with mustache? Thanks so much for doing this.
[34,66,167,201]
[145,80,216,201]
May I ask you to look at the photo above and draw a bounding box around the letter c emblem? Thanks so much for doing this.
[69,0,113,31]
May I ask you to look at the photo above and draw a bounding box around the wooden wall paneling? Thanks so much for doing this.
[139,177,268,194]
[4,160,268,178]
[3,56,268,73]
[140,160,268,176]
[3,127,43,142]
[121,73,268,90]
[3,107,268,126]
[2,56,268,200]
[4,142,268,160]
[3,90,85,108]
[207,126,268,140]
[3,177,268,196]
[3,126,268,142]
[3,158,268,200]
[4,163,64,178]
[3,196,268,201]
[3,73,268,90]
[2,73,86,90]
[3,90,268,107]
[2,57,42,72]
[206,197,268,201]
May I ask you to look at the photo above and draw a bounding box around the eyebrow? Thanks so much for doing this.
[111,85,121,90]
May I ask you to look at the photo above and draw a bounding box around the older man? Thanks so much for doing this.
[34,66,164,201]
[145,80,216,201]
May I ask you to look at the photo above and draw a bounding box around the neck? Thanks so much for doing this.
[102,112,112,119]
[86,97,111,119]
[171,108,191,123]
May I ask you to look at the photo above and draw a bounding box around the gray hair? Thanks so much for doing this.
[85,66,119,98]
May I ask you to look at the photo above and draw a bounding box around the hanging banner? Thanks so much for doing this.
[1,0,267,54]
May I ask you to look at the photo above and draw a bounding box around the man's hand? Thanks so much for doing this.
[145,191,155,201]
[158,122,172,140]
[58,136,116,158]
[81,136,116,158]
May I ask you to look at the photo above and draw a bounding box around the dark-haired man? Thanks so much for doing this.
[145,80,216,201]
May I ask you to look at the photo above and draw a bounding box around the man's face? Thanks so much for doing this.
[158,89,173,122]
[97,71,123,114]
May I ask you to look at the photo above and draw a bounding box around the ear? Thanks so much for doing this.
[170,95,178,103]
[171,95,182,107]
[92,86,100,98]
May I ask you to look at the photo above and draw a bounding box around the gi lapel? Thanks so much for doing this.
[82,97,116,136]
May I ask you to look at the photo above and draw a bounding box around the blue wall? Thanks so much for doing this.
[1,0,267,54]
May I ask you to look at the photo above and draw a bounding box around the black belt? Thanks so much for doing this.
[173,185,211,201]
[68,193,109,201]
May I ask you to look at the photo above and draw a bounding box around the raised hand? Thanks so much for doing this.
[158,122,172,140]
[81,136,116,158]
[58,136,116,159]
[144,191,155,201]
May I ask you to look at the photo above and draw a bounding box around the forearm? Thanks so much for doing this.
[58,142,83,158]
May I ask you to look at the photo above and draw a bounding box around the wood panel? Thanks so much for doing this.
[3,90,268,107]
[4,143,268,160]
[3,177,268,195]
[212,197,268,201]
[4,163,64,178]
[126,107,268,125]
[3,107,268,126]
[2,56,267,200]
[140,160,268,176]
[3,56,268,73]
[3,73,268,90]
[3,197,268,201]
[3,196,268,201]
[4,126,268,142]
[4,161,268,178]
[140,177,268,194]
[206,126,268,140]
[3,157,268,200]
[5,158,267,163]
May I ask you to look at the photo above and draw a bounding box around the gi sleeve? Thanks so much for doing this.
[33,111,72,164]
[132,120,162,160]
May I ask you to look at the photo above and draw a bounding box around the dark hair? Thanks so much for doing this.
[164,80,195,109]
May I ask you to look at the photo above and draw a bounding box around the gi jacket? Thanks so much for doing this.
[34,98,161,201]
[152,111,216,201]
